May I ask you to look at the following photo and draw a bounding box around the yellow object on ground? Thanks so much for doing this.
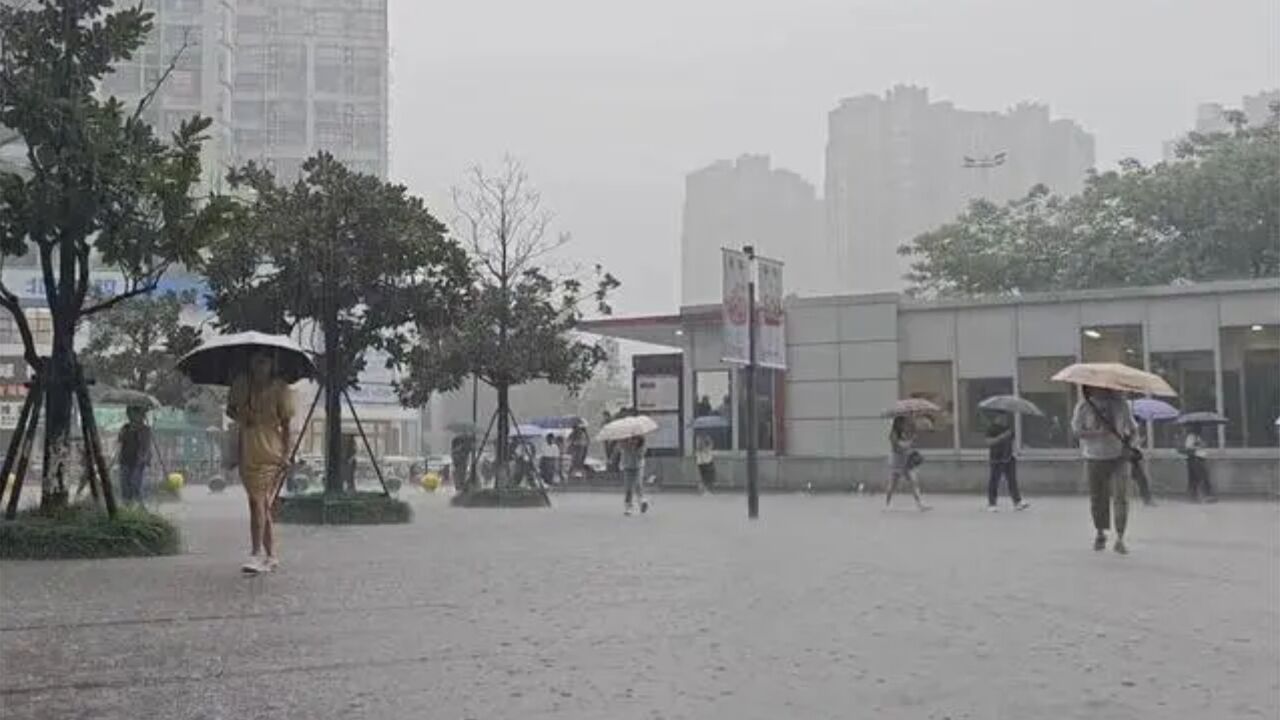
[164,473,185,492]
[421,472,440,491]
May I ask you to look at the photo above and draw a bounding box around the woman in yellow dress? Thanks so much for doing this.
[226,350,294,574]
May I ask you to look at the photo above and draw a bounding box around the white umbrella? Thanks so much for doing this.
[596,415,658,442]
[177,331,315,386]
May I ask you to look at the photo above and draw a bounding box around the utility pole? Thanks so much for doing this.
[743,245,759,520]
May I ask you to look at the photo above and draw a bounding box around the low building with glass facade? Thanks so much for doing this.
[582,278,1280,496]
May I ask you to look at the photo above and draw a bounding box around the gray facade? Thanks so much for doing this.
[584,279,1280,495]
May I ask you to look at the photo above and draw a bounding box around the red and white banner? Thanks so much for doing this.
[755,257,786,369]
[721,248,750,364]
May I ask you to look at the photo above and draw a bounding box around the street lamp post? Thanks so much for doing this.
[743,245,759,520]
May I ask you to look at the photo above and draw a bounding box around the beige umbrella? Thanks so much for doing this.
[596,415,659,442]
[1051,362,1177,397]
[881,398,942,417]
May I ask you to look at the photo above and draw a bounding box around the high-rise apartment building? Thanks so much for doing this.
[825,86,1095,293]
[1162,89,1279,161]
[680,155,826,306]
[232,0,388,180]
[97,0,236,193]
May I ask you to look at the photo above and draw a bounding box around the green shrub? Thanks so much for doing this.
[451,487,551,508]
[277,492,412,525]
[0,503,181,560]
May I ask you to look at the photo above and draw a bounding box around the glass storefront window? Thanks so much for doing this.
[1221,325,1280,448]
[900,362,954,449]
[1149,351,1217,448]
[692,370,732,450]
[1017,356,1076,449]
[958,377,1013,448]
[1081,325,1144,368]
[736,369,776,452]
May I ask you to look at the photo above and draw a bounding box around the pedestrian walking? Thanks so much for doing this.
[226,350,295,575]
[985,413,1028,511]
[614,435,649,515]
[539,433,560,487]
[450,433,473,490]
[117,405,152,504]
[1183,424,1217,502]
[885,416,929,511]
[568,422,589,480]
[1129,425,1156,506]
[1071,386,1137,554]
[694,432,716,494]
[602,410,619,476]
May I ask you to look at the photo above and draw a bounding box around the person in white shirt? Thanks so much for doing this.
[694,433,715,494]
[539,433,560,487]
[1071,386,1137,554]
[1182,424,1216,502]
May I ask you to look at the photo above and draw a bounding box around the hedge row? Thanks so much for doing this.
[276,492,412,525]
[0,503,181,560]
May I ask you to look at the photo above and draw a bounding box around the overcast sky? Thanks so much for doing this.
[388,0,1278,317]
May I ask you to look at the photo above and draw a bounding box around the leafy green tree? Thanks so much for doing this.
[80,289,209,409]
[0,1,230,508]
[900,105,1280,296]
[202,153,472,493]
[397,158,619,487]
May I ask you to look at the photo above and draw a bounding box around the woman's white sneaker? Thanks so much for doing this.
[241,556,263,574]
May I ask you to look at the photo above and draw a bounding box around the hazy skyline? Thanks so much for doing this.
[389,0,1278,317]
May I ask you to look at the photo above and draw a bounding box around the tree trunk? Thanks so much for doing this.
[40,333,76,510]
[495,381,509,485]
[322,313,344,495]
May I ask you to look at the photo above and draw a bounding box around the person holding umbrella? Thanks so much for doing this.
[226,350,295,574]
[597,414,658,515]
[180,332,312,576]
[984,412,1028,511]
[1130,398,1181,506]
[883,401,933,512]
[1056,362,1176,554]
[1071,386,1138,553]
[117,404,153,504]
[978,395,1040,511]
[1178,413,1226,503]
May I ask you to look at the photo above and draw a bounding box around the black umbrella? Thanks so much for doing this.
[177,331,315,386]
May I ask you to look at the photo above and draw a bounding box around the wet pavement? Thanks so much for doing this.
[1,489,1277,719]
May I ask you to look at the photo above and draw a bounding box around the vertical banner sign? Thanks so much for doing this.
[721,248,750,364]
[755,257,786,369]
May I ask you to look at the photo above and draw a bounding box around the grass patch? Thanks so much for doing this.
[451,487,551,508]
[276,492,412,525]
[0,503,181,560]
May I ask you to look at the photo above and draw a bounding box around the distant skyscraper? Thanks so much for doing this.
[825,85,1095,293]
[232,0,389,180]
[680,155,826,306]
[99,0,236,194]
[1163,89,1279,161]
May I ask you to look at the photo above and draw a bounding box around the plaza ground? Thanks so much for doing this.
[1,489,1277,719]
